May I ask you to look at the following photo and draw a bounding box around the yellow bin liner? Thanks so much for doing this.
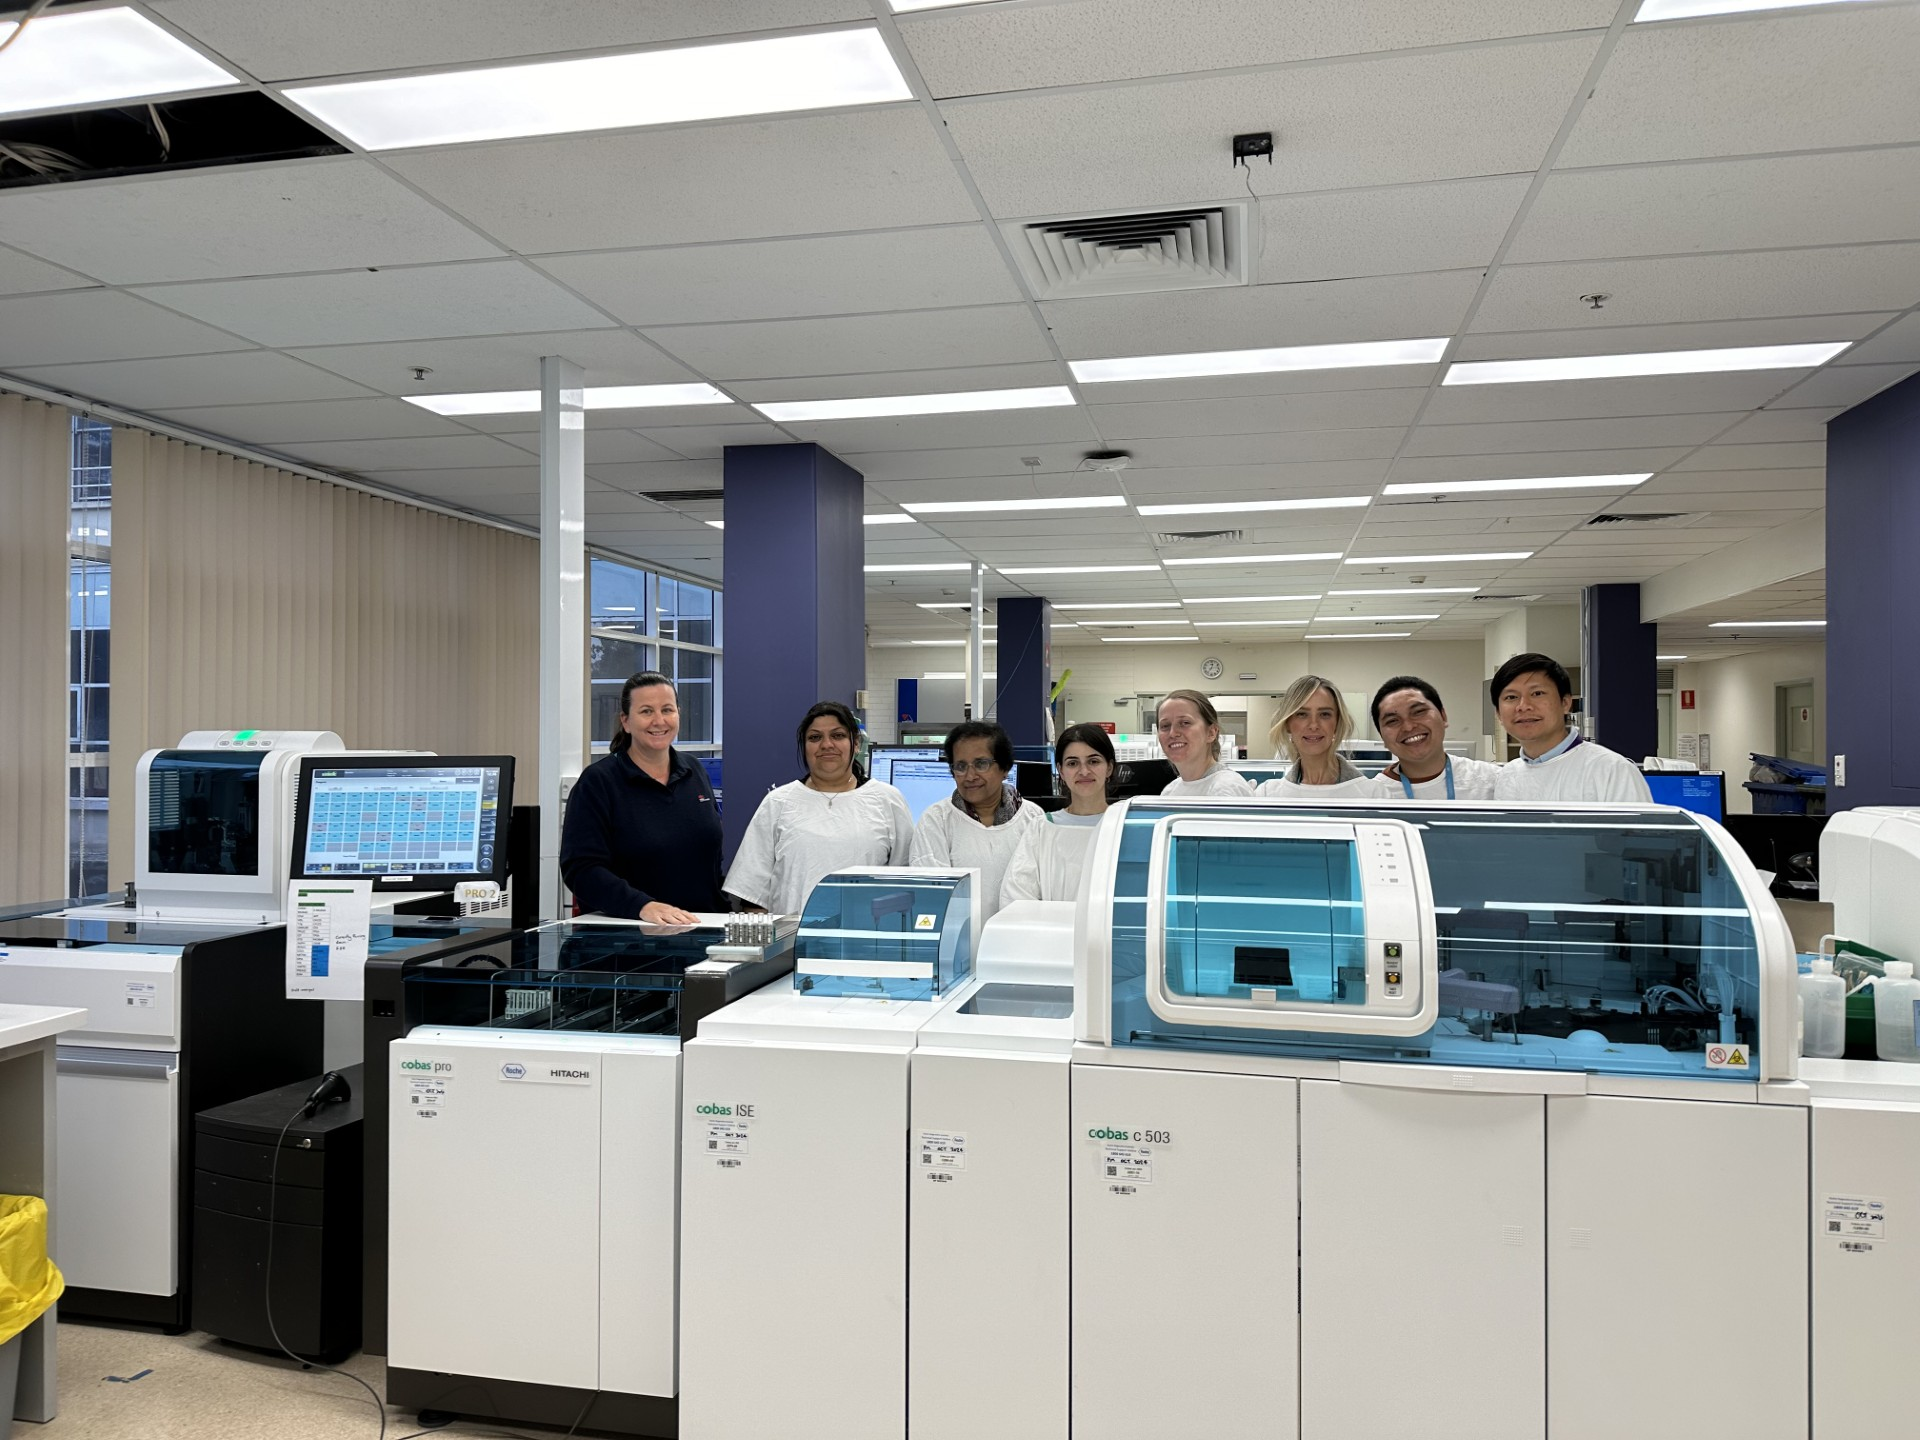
[0,1196,63,1346]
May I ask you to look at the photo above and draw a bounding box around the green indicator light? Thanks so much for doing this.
[234,729,258,740]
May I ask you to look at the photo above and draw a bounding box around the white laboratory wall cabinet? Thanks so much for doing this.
[678,1037,911,1440]
[1299,1080,1546,1440]
[1811,1100,1920,1438]
[1547,1095,1807,1440]
[908,1047,1068,1440]
[1071,1064,1299,1440]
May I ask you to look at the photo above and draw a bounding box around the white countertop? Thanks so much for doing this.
[0,1004,89,1051]
[1799,1056,1920,1104]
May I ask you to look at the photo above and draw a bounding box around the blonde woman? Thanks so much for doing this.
[1156,689,1254,797]
[1257,675,1374,798]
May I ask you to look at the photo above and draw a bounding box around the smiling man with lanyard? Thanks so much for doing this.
[1489,652,1652,803]
[1369,675,1502,801]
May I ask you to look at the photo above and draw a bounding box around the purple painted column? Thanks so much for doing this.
[1581,582,1658,762]
[1827,370,1920,811]
[722,443,865,857]
[994,596,1052,748]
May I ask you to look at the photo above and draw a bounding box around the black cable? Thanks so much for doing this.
[264,1103,390,1440]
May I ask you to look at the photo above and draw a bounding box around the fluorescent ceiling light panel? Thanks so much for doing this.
[1319,613,1440,622]
[1635,0,1872,19]
[890,0,1001,11]
[1708,619,1826,628]
[1100,636,1199,644]
[1329,587,1478,596]
[284,28,912,150]
[1182,594,1320,604]
[1163,552,1342,567]
[1343,552,1531,565]
[1381,474,1651,496]
[902,496,1127,515]
[1072,338,1448,384]
[1658,655,1689,661]
[705,520,725,530]
[997,564,1161,575]
[1307,632,1413,640]
[865,513,916,525]
[917,603,970,610]
[1137,496,1370,516]
[0,8,238,117]
[923,671,996,680]
[866,563,974,573]
[1076,619,1192,627]
[909,639,968,646]
[756,386,1075,423]
[1192,620,1311,628]
[404,384,728,416]
[1443,343,1850,387]
[1055,602,1182,610]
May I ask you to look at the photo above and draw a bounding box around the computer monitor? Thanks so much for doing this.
[291,755,515,893]
[867,745,940,785]
[1014,760,1056,799]
[1643,770,1725,823]
[876,749,957,824]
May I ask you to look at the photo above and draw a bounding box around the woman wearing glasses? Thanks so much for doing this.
[909,720,1043,918]
[725,700,915,917]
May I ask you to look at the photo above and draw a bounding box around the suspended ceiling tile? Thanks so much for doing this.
[1670,441,1828,472]
[1454,313,1898,361]
[645,304,1053,379]
[941,36,1600,217]
[11,350,377,409]
[1778,362,1920,409]
[152,0,870,80]
[273,433,540,471]
[1471,243,1920,333]
[1634,467,1823,496]
[1713,408,1843,446]
[0,290,249,366]
[1556,5,1920,168]
[358,466,539,498]
[286,329,702,394]
[1065,364,1439,405]
[1044,269,1482,358]
[0,158,502,286]
[1511,148,1920,264]
[587,458,724,490]
[1126,428,1405,466]
[387,108,977,254]
[1123,459,1392,496]
[902,0,1614,96]
[0,244,94,296]
[640,422,794,459]
[857,441,1170,484]
[783,408,1099,453]
[1091,388,1427,439]
[147,396,473,444]
[1841,313,1920,367]
[536,226,1021,327]
[482,403,766,435]
[1403,413,1741,457]
[130,260,616,347]
[583,430,702,464]
[1420,370,1803,424]
[1384,448,1695,482]
[1254,174,1532,283]
[732,362,1068,403]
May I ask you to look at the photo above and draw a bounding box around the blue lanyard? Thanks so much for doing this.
[1399,758,1454,800]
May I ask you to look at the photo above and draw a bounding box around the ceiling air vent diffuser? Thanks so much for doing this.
[1151,528,1246,547]
[1003,204,1250,299]
[1584,512,1706,530]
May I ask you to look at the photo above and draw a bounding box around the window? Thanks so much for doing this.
[69,416,112,897]
[589,558,722,754]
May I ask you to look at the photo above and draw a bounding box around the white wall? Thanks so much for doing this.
[1673,643,1826,815]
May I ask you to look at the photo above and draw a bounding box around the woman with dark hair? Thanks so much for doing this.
[1002,723,1116,905]
[909,719,1043,918]
[560,670,723,922]
[724,700,914,916]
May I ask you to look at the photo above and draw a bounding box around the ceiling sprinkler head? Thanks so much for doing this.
[409,365,433,381]
[1579,293,1609,311]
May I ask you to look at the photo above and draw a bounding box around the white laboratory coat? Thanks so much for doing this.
[1002,810,1106,905]
[1493,739,1653,804]
[1370,756,1503,802]
[1161,765,1255,798]
[1256,756,1376,800]
[724,780,915,917]
[910,794,1045,918]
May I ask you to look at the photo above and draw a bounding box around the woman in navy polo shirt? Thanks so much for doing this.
[561,670,723,921]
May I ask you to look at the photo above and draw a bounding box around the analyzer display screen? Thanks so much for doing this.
[299,764,505,879]
[1643,771,1725,823]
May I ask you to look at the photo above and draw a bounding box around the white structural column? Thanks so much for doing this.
[538,357,587,921]
[969,562,986,720]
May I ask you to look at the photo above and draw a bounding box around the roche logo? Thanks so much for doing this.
[500,1062,527,1080]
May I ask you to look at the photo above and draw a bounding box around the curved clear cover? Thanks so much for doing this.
[794,870,974,1000]
[1109,801,1766,1078]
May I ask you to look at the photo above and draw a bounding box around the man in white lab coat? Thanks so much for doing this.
[1490,652,1653,804]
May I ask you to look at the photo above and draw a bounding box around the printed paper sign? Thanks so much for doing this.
[1102,1142,1153,1184]
[286,881,373,1000]
[1823,1194,1888,1243]
[918,1130,967,1171]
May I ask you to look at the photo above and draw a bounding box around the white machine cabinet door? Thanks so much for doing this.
[1547,1095,1807,1440]
[679,1038,910,1440]
[1300,1080,1544,1440]
[909,1048,1068,1440]
[1812,1100,1920,1438]
[53,1048,178,1295]
[598,1043,681,1399]
[1071,1064,1298,1440]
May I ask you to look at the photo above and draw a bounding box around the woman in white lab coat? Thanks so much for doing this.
[1256,675,1375,798]
[1002,724,1115,905]
[724,700,914,916]
[910,721,1043,918]
[1156,689,1254,797]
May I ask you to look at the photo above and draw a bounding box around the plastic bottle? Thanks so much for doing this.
[1798,956,1846,1059]
[1873,960,1920,1063]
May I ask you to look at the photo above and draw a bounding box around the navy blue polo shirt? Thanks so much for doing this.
[560,748,723,918]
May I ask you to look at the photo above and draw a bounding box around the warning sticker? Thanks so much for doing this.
[1704,1043,1750,1070]
[407,1076,450,1118]
[1102,1142,1153,1184]
[1823,1193,1888,1243]
[918,1130,966,1172]
[706,1118,749,1160]
[914,914,936,930]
